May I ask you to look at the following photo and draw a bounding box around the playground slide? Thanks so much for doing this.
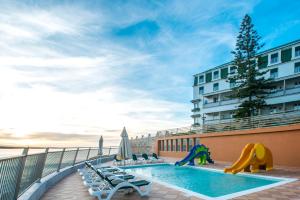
[224,143,255,174]
[175,144,214,166]
[224,143,273,174]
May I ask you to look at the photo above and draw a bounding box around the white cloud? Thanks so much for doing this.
[0,0,260,147]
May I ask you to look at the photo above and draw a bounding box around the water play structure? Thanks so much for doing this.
[175,144,214,166]
[224,143,273,174]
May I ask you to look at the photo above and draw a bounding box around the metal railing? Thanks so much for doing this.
[202,86,300,108]
[201,110,300,133]
[155,110,300,138]
[0,146,118,200]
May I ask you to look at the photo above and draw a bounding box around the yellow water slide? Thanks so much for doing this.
[224,143,273,174]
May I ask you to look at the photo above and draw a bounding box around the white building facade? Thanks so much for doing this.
[192,40,300,126]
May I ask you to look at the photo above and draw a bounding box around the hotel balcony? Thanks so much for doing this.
[203,99,239,108]
[191,108,200,112]
[203,85,300,109]
[191,114,201,118]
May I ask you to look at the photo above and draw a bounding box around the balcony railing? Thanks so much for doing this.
[285,86,300,95]
[0,146,118,200]
[191,108,200,112]
[203,101,220,108]
[156,110,300,138]
[202,86,300,109]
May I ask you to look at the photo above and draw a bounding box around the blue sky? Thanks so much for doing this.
[0,0,299,146]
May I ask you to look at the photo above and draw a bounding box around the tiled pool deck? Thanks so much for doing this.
[41,157,300,200]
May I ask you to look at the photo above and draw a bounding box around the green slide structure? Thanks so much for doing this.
[175,144,214,166]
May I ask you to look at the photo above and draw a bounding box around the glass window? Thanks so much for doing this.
[187,139,193,151]
[294,103,300,110]
[182,139,187,151]
[295,46,300,57]
[295,62,300,73]
[270,53,279,64]
[230,66,237,74]
[230,80,236,88]
[213,97,218,103]
[199,86,204,95]
[213,71,219,79]
[199,75,204,83]
[167,140,171,151]
[195,138,200,145]
[193,76,198,86]
[163,140,166,151]
[172,140,176,151]
[213,83,219,91]
[270,68,278,79]
[176,139,181,152]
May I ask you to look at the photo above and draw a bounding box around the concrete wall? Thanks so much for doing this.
[157,124,300,167]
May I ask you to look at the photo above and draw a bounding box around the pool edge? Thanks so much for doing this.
[118,162,298,200]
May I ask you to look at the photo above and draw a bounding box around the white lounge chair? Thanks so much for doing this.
[88,171,151,200]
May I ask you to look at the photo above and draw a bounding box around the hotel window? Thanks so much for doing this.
[199,86,204,95]
[182,139,187,151]
[167,140,171,151]
[187,139,193,151]
[270,68,278,79]
[172,139,176,151]
[294,103,300,110]
[213,97,218,103]
[177,139,181,151]
[295,62,300,73]
[295,46,300,57]
[193,76,198,86]
[213,83,219,91]
[270,106,281,114]
[213,113,219,120]
[230,80,236,88]
[159,141,162,151]
[213,70,219,79]
[270,53,279,64]
[199,75,204,83]
[230,66,237,74]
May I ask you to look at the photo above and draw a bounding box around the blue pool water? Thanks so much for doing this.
[122,164,281,198]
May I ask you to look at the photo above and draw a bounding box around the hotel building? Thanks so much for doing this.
[191,39,300,126]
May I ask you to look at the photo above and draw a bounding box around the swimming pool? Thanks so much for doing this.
[121,163,296,200]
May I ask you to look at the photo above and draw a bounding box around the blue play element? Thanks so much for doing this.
[175,144,214,166]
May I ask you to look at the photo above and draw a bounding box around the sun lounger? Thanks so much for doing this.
[152,153,164,162]
[130,154,144,164]
[88,170,151,200]
[142,153,156,163]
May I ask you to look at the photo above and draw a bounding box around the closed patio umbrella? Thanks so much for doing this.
[118,127,132,165]
[98,135,103,155]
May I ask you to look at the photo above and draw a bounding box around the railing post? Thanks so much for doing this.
[14,148,29,199]
[86,148,91,160]
[73,148,79,166]
[57,148,65,172]
[108,147,111,156]
[36,148,49,183]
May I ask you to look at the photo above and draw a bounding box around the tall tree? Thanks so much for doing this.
[228,14,272,118]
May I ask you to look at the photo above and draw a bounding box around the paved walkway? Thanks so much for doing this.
[41,158,300,200]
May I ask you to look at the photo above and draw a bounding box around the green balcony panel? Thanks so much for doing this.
[221,67,228,79]
[258,55,268,69]
[281,48,292,63]
[205,72,212,83]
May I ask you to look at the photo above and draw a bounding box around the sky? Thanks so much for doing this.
[0,0,299,147]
